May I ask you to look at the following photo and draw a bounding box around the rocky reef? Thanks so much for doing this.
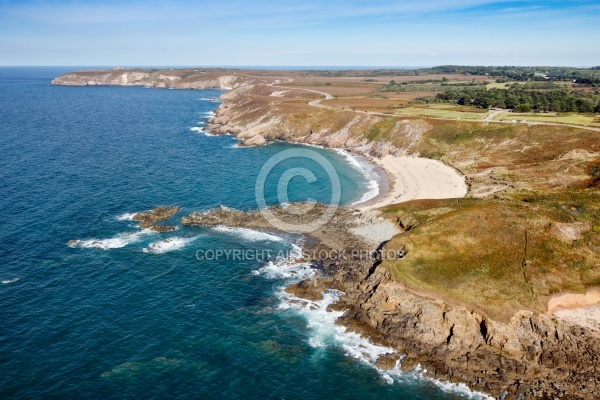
[133,206,181,232]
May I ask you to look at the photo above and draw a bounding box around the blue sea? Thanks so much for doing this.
[0,67,481,399]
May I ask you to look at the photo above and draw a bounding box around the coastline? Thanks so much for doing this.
[52,70,600,399]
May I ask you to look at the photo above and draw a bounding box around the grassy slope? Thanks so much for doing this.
[380,191,600,322]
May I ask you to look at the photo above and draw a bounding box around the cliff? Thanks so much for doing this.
[51,68,251,90]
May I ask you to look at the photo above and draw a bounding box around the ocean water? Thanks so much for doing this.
[0,67,482,399]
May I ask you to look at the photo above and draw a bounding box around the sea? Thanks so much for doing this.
[0,67,486,399]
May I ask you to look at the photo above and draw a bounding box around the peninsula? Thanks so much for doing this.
[53,67,600,399]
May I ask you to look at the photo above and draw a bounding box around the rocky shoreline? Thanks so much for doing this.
[181,204,599,399]
[53,69,600,399]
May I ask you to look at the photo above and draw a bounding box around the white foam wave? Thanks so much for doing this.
[279,289,395,359]
[69,229,154,250]
[142,236,198,254]
[332,149,380,204]
[202,111,216,116]
[252,244,311,280]
[2,278,20,285]
[384,361,494,399]
[190,127,204,133]
[213,226,284,243]
[199,97,220,102]
[278,287,491,399]
[116,212,137,221]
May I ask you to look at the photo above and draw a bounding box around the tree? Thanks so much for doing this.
[515,103,532,113]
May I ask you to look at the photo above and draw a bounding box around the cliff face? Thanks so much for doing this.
[206,84,432,155]
[310,259,599,399]
[51,69,249,90]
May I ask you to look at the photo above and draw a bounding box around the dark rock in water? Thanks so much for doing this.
[285,278,329,302]
[133,206,181,229]
[149,224,176,233]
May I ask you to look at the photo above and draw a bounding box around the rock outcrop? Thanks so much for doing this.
[133,206,181,231]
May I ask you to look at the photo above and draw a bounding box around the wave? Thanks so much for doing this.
[190,127,205,133]
[69,229,154,250]
[251,244,311,280]
[331,149,380,204]
[116,212,137,221]
[384,362,494,399]
[279,289,395,360]
[199,97,220,102]
[142,236,198,254]
[2,277,20,285]
[201,111,216,116]
[213,226,285,243]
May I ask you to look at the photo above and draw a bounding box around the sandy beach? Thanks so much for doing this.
[358,155,468,210]
[549,291,600,331]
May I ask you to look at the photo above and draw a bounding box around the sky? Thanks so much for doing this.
[0,0,598,67]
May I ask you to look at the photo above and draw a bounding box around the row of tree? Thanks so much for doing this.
[427,66,600,84]
[432,88,600,113]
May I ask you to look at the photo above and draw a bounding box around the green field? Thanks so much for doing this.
[485,82,510,89]
[397,104,487,120]
[494,111,600,126]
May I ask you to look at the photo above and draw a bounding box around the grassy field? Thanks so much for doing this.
[379,190,600,322]
[494,111,600,126]
[395,103,487,120]
[485,82,510,89]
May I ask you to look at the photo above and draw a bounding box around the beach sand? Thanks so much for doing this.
[549,291,600,332]
[358,155,468,211]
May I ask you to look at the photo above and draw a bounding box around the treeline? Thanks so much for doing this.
[302,66,600,84]
[377,79,482,92]
[508,81,562,90]
[432,88,600,113]
[427,66,600,84]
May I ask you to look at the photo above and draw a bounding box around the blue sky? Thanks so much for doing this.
[0,0,598,66]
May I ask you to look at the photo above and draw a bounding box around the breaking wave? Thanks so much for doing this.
[116,212,137,221]
[68,229,155,250]
[331,149,380,205]
[213,226,285,243]
[142,236,199,254]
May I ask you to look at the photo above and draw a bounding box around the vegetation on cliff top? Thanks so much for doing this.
[379,189,600,322]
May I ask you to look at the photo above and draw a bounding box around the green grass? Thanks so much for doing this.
[494,111,600,126]
[486,82,511,89]
[396,104,487,120]
[378,191,600,322]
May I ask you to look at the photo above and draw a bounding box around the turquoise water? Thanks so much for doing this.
[0,68,477,399]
